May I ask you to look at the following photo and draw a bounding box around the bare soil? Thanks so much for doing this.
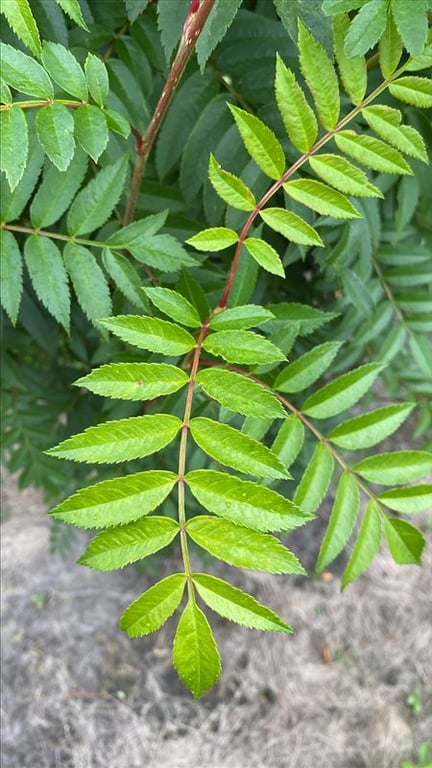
[1,472,431,768]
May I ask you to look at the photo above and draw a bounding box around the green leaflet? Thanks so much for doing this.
[67,154,128,236]
[0,42,53,98]
[271,416,305,470]
[195,0,243,71]
[283,180,360,219]
[342,501,382,588]
[302,363,385,419]
[383,518,425,566]
[124,0,149,23]
[104,108,131,139]
[1,80,12,103]
[30,147,88,228]
[102,249,146,309]
[208,154,256,211]
[391,0,429,56]
[75,362,189,401]
[63,243,111,325]
[344,0,388,57]
[193,573,293,632]
[332,14,367,106]
[274,54,318,154]
[378,485,432,513]
[1,0,41,57]
[99,315,196,356]
[243,238,285,278]
[196,368,286,419]
[46,413,182,463]
[24,235,70,331]
[298,21,339,131]
[379,9,403,78]
[73,105,108,163]
[78,516,179,571]
[186,227,239,252]
[335,131,413,175]
[50,470,178,528]
[328,403,415,449]
[144,287,202,328]
[84,53,109,107]
[173,600,221,699]
[274,341,343,393]
[405,28,432,71]
[56,0,89,30]
[189,417,289,480]
[186,516,306,575]
[354,451,432,485]
[108,211,168,243]
[309,154,383,198]
[0,106,28,191]
[126,234,199,272]
[260,208,323,247]
[41,41,88,101]
[268,302,339,335]
[361,106,428,162]
[157,0,189,62]
[186,470,311,532]
[228,104,285,180]
[1,129,44,223]
[389,76,432,108]
[293,442,335,515]
[0,229,23,324]
[35,104,75,172]
[208,305,274,331]
[316,472,360,573]
[120,574,186,637]
[203,329,285,365]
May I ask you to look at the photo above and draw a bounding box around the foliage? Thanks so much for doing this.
[1,0,431,697]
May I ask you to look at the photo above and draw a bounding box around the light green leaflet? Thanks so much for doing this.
[283,180,360,219]
[196,368,286,419]
[186,516,306,575]
[293,443,335,515]
[378,485,432,514]
[102,250,145,309]
[187,227,238,252]
[186,470,311,532]
[99,315,196,356]
[208,154,256,211]
[120,574,186,637]
[173,600,221,699]
[275,341,343,393]
[271,416,305,470]
[342,501,382,589]
[332,14,366,106]
[335,131,413,175]
[46,414,182,463]
[56,0,89,30]
[1,0,41,57]
[298,21,339,130]
[243,238,285,277]
[36,104,75,172]
[384,518,425,566]
[309,154,383,198]
[78,517,179,571]
[302,363,385,419]
[0,107,28,191]
[274,54,317,153]
[260,207,323,247]
[50,471,178,528]
[353,451,432,485]
[208,305,274,331]
[0,42,53,98]
[316,472,360,573]
[379,9,403,78]
[75,362,189,401]
[228,104,286,180]
[328,403,415,449]
[189,417,289,480]
[144,287,201,327]
[361,106,428,162]
[203,329,286,365]
[41,41,88,101]
[193,574,293,632]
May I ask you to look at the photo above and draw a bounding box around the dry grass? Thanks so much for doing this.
[1,473,431,768]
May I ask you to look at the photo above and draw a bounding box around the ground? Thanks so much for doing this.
[1,472,431,768]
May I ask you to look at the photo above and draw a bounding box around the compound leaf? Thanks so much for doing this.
[78,516,179,570]
[193,573,293,632]
[228,104,285,180]
[41,41,87,100]
[0,42,53,98]
[309,154,383,198]
[284,179,360,219]
[342,501,382,588]
[67,154,128,236]
[50,470,178,528]
[75,362,189,401]
[316,472,360,572]
[173,600,221,699]
[260,207,323,247]
[24,234,70,331]
[208,154,256,211]
[328,403,415,449]
[46,413,182,463]
[120,574,186,637]
[302,363,385,419]
[186,516,306,575]
[196,368,286,419]
[293,442,335,515]
[64,243,111,324]
[275,341,343,393]
[298,20,339,130]
[203,329,285,365]
[1,0,41,57]
[275,54,318,153]
[0,106,28,190]
[186,469,311,532]
[243,238,285,278]
[99,315,196,355]
[36,103,75,172]
[354,451,432,485]
[384,517,425,565]
[144,287,202,327]
[189,417,289,480]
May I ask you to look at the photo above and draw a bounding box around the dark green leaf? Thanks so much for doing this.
[391,0,428,56]
[84,53,109,106]
[64,243,112,324]
[99,315,196,355]
[333,13,367,105]
[344,0,387,57]
[24,234,70,331]
[196,0,243,71]
[196,368,286,419]
[78,517,179,570]
[173,600,221,699]
[75,362,189,401]
[30,147,88,227]
[104,108,131,138]
[102,249,146,309]
[120,574,186,637]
